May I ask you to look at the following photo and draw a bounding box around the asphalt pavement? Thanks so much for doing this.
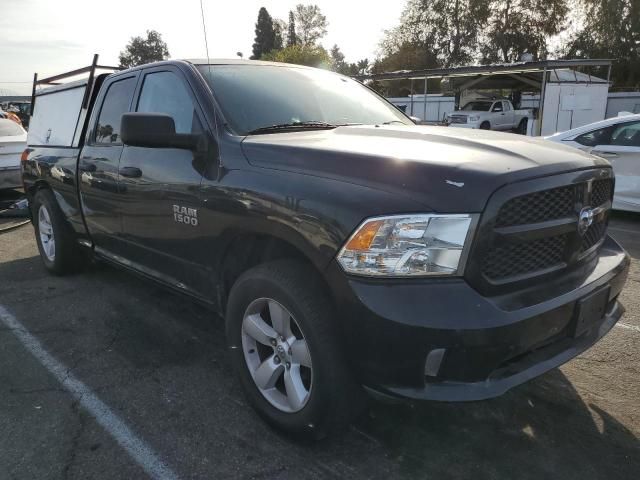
[1,197,639,480]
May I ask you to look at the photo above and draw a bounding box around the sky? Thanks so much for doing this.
[0,0,404,96]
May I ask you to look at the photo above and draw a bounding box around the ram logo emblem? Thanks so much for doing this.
[173,205,198,226]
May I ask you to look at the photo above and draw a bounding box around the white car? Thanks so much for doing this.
[446,100,530,133]
[0,119,27,190]
[546,114,640,212]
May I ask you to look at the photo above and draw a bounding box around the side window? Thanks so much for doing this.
[95,77,136,144]
[503,101,511,112]
[492,102,503,112]
[610,121,640,147]
[575,126,614,147]
[137,71,201,134]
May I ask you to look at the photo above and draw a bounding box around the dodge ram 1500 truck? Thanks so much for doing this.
[446,99,530,132]
[22,58,629,438]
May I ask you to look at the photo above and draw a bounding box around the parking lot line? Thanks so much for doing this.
[616,322,640,333]
[0,304,179,480]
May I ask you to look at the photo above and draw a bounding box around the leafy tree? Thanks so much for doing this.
[293,4,328,45]
[330,44,370,76]
[373,41,440,96]
[480,0,569,63]
[330,44,348,73]
[287,10,298,46]
[251,7,277,60]
[118,30,169,68]
[565,0,640,88]
[380,0,490,68]
[262,44,331,68]
[273,19,286,51]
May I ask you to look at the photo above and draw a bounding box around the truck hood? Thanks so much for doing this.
[240,125,609,212]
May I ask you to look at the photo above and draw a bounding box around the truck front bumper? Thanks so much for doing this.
[447,123,479,129]
[327,235,629,402]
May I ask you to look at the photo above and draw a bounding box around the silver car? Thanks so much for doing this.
[0,119,27,190]
[546,113,640,212]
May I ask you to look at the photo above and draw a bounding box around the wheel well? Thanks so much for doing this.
[220,234,323,306]
[27,180,50,199]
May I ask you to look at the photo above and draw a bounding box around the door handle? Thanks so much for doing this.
[595,151,618,158]
[119,166,142,178]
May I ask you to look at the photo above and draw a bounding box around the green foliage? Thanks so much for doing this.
[262,44,331,68]
[565,0,640,88]
[273,19,286,51]
[293,4,328,46]
[251,7,277,60]
[378,0,569,70]
[373,41,441,96]
[330,45,370,76]
[480,0,569,63]
[380,0,491,68]
[118,30,169,68]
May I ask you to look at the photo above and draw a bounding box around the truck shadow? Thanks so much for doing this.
[0,251,638,480]
[349,371,640,479]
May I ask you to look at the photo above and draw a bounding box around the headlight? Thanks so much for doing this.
[337,214,476,277]
[468,115,480,122]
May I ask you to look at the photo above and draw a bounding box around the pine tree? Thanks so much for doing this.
[251,7,277,60]
[287,11,297,46]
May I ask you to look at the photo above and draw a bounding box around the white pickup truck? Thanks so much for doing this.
[446,100,529,133]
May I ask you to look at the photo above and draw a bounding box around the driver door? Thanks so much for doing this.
[491,101,506,129]
[116,66,211,297]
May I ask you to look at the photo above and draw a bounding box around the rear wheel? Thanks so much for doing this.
[225,260,361,439]
[479,121,491,130]
[32,189,86,274]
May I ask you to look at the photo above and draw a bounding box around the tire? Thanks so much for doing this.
[479,121,491,130]
[517,118,528,135]
[225,259,361,439]
[32,189,86,275]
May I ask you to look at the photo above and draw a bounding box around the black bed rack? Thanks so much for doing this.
[30,54,122,115]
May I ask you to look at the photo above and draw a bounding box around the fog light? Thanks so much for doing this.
[424,348,446,377]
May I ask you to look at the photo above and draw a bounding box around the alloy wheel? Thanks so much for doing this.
[38,205,55,261]
[241,298,313,413]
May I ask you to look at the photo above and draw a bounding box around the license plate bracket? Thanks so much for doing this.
[572,286,610,338]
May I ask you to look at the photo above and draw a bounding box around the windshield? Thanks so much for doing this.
[462,101,492,111]
[197,64,412,134]
[0,119,24,136]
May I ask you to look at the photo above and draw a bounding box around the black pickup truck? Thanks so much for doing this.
[22,58,629,438]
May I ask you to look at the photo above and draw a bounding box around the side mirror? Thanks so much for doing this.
[121,113,200,150]
[409,116,421,124]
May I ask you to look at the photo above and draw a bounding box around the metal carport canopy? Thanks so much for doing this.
[353,59,613,82]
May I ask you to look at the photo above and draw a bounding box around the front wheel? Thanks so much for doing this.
[225,260,361,439]
[479,121,491,130]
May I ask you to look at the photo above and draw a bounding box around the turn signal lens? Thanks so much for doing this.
[344,220,383,250]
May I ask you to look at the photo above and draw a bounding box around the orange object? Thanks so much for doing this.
[345,220,383,250]
[6,111,22,126]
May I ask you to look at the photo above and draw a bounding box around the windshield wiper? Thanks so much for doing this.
[247,121,338,135]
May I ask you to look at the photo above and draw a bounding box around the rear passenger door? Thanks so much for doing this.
[80,73,138,254]
[117,66,210,296]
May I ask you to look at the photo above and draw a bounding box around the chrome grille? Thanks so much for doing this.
[448,115,467,124]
